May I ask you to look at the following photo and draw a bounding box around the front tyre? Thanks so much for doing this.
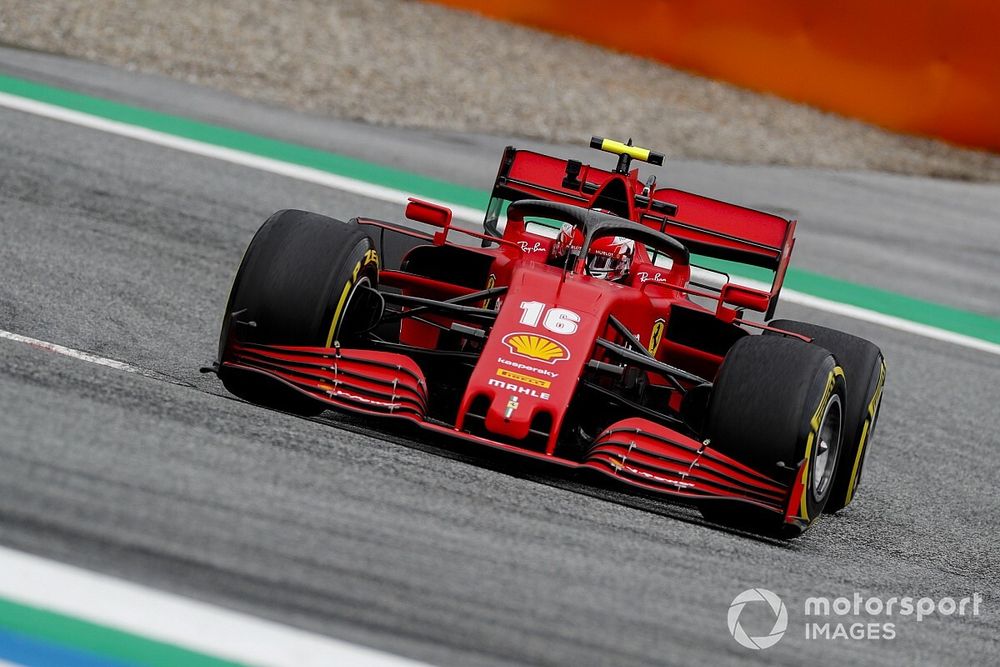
[217,209,380,414]
[766,320,885,512]
[701,335,847,535]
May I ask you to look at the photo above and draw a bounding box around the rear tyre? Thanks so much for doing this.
[701,335,846,535]
[766,320,885,512]
[217,209,380,415]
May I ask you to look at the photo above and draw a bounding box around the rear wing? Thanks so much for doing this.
[645,189,796,319]
[647,190,792,271]
[491,148,623,208]
[488,147,796,318]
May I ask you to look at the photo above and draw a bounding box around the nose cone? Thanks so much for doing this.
[482,379,553,440]
[458,265,610,451]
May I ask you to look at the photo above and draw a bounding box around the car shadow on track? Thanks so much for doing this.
[304,408,796,548]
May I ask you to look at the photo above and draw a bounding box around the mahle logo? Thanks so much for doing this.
[727,588,788,650]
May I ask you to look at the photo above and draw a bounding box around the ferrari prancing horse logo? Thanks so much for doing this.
[648,319,666,356]
[502,332,570,364]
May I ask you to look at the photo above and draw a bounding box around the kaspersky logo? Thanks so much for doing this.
[501,332,569,364]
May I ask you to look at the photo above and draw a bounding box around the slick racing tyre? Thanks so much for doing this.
[766,320,885,512]
[702,335,847,535]
[217,209,380,415]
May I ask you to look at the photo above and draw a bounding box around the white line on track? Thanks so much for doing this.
[779,289,1000,356]
[0,91,485,224]
[0,90,998,360]
[735,278,1000,357]
[0,329,147,375]
[0,82,996,667]
[0,545,431,667]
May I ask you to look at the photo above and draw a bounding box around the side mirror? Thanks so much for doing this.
[720,283,771,312]
[405,198,453,244]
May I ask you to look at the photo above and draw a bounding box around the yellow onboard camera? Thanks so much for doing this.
[590,136,664,173]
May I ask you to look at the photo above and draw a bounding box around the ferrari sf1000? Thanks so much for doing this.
[211,137,886,536]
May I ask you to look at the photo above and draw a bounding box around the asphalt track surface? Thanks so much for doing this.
[1,48,998,666]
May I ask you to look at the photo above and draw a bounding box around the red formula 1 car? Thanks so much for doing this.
[211,137,886,536]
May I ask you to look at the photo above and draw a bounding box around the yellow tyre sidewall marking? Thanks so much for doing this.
[324,248,379,348]
[845,360,886,504]
[799,366,844,521]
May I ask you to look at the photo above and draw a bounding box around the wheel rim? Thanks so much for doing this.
[812,394,842,499]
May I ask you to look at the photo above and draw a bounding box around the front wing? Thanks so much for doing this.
[222,341,806,528]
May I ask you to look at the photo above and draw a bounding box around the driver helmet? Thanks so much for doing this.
[552,223,634,282]
[552,222,583,261]
[587,235,634,281]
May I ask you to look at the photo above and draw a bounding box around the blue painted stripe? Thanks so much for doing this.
[0,627,133,667]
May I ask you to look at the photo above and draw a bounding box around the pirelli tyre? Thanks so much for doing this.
[702,335,847,535]
[766,320,885,512]
[217,209,380,415]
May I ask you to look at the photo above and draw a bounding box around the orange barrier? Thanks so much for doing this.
[430,0,1000,151]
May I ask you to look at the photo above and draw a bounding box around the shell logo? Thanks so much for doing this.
[502,332,570,364]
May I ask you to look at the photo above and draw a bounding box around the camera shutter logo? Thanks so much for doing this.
[727,588,788,649]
